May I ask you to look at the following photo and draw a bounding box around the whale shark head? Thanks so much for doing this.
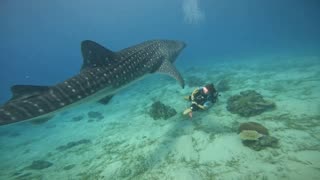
[160,40,186,63]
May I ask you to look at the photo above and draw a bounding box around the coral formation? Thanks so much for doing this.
[88,111,104,120]
[242,135,279,151]
[149,101,177,120]
[63,164,76,170]
[12,172,32,179]
[238,122,278,151]
[227,90,275,117]
[258,135,279,148]
[238,121,269,135]
[239,130,263,140]
[25,160,53,170]
[72,115,84,122]
[56,139,91,151]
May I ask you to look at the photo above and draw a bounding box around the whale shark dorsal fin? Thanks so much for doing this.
[10,85,50,101]
[157,60,185,88]
[81,40,116,71]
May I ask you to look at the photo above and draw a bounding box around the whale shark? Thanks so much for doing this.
[0,39,186,126]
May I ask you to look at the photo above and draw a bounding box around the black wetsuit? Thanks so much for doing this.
[189,87,218,111]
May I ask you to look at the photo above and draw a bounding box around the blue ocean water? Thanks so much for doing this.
[1,0,319,103]
[1,0,320,179]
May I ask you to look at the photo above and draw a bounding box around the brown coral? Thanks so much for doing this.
[149,101,177,120]
[238,122,279,151]
[227,90,276,117]
[238,122,269,135]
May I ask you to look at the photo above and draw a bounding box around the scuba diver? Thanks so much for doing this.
[183,83,219,118]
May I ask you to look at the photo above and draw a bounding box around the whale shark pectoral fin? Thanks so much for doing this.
[81,40,116,71]
[10,85,50,101]
[157,60,185,88]
[98,95,114,105]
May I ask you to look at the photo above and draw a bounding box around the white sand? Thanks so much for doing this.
[0,55,319,179]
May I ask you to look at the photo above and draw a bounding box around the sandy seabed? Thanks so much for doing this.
[0,55,319,180]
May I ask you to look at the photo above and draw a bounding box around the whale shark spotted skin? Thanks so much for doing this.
[0,40,186,126]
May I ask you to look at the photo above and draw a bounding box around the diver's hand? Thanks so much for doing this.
[183,108,192,115]
[197,104,206,110]
[183,108,193,118]
[191,102,205,110]
[191,102,204,110]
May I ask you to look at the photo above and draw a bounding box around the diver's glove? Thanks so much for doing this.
[183,108,192,115]
[183,108,193,118]
[191,101,206,110]
[196,104,206,110]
